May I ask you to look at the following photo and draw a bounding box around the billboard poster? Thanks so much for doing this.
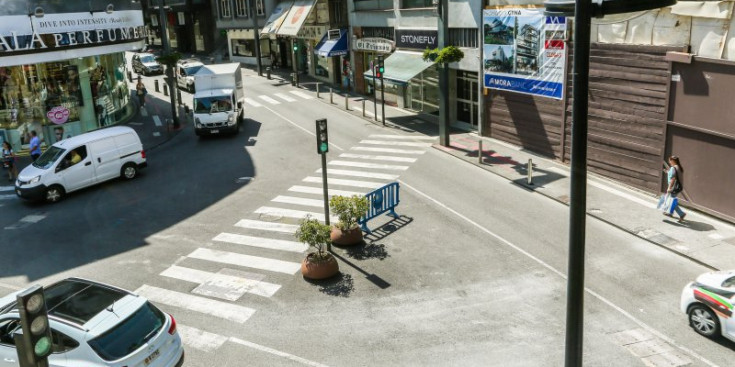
[483,8,567,99]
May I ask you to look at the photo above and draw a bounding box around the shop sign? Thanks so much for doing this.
[298,25,327,41]
[47,106,70,125]
[353,38,394,53]
[395,29,438,50]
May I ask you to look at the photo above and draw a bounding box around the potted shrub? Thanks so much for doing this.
[296,215,339,280]
[329,195,369,246]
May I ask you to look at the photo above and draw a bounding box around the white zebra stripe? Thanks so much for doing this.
[258,95,280,104]
[254,206,337,223]
[0,187,14,192]
[359,140,432,147]
[328,160,408,171]
[244,98,263,107]
[271,195,324,208]
[274,93,296,102]
[303,176,383,189]
[188,248,301,274]
[152,115,162,127]
[0,194,16,200]
[140,108,149,116]
[177,324,229,352]
[160,265,281,299]
[351,146,425,155]
[289,90,314,99]
[316,168,398,180]
[135,285,256,323]
[234,219,298,234]
[288,185,364,197]
[214,232,307,253]
[339,153,417,163]
[368,134,437,140]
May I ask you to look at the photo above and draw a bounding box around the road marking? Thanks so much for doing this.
[214,232,307,253]
[254,206,337,223]
[271,195,324,208]
[261,106,344,151]
[244,98,262,107]
[288,185,363,197]
[328,160,408,171]
[188,248,301,274]
[135,285,256,323]
[178,324,229,352]
[152,132,161,137]
[289,90,314,99]
[369,134,436,141]
[129,122,143,126]
[351,146,425,155]
[234,219,298,234]
[20,215,45,223]
[258,95,280,104]
[0,186,14,192]
[230,338,330,367]
[399,179,720,367]
[316,168,398,180]
[274,93,296,102]
[160,265,281,299]
[153,115,162,127]
[0,194,16,200]
[140,108,149,117]
[339,153,417,163]
[359,140,432,147]
[303,176,383,189]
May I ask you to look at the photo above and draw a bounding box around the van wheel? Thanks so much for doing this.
[45,186,64,203]
[122,164,138,180]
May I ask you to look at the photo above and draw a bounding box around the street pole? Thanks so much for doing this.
[437,0,450,146]
[380,76,385,126]
[159,0,179,128]
[321,152,331,252]
[249,0,262,76]
[565,1,592,366]
[372,57,377,121]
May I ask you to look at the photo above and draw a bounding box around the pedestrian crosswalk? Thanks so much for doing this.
[242,90,316,107]
[135,133,436,355]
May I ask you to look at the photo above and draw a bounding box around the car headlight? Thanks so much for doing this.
[29,175,41,184]
[228,114,235,125]
[195,118,201,128]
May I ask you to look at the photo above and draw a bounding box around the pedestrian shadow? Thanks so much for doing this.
[662,218,716,231]
[363,215,413,243]
[304,273,354,297]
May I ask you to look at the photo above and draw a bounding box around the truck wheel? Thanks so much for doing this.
[45,185,65,203]
[121,163,138,180]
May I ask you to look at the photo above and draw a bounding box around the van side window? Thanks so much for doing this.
[64,146,88,167]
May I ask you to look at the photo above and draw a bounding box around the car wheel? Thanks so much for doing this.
[121,163,138,180]
[45,185,64,203]
[688,304,720,338]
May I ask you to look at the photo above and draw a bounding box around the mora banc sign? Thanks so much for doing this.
[395,29,438,50]
[353,38,394,53]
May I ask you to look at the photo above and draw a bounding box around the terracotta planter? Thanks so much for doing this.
[301,253,339,280]
[330,226,363,246]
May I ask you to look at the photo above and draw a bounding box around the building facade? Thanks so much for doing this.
[0,0,145,153]
[144,0,218,55]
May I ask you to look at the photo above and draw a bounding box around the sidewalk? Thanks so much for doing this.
[251,64,735,272]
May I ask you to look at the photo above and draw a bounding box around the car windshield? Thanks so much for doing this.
[194,96,232,113]
[184,65,202,75]
[140,55,155,63]
[32,146,65,170]
[88,302,165,361]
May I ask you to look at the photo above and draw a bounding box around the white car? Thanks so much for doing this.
[0,278,184,367]
[176,59,204,93]
[680,270,735,342]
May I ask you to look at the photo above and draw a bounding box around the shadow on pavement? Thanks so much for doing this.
[363,215,413,243]
[305,273,354,297]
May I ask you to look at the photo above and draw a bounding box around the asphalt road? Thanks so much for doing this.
[0,65,732,367]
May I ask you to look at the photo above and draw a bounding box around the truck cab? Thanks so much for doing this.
[191,63,244,136]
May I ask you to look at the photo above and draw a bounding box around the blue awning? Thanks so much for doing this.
[315,29,348,58]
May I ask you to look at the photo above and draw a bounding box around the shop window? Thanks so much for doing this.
[354,0,394,11]
[231,39,255,57]
[402,0,434,9]
[234,0,247,17]
[256,0,265,16]
[362,27,394,40]
[448,28,478,48]
[220,0,232,18]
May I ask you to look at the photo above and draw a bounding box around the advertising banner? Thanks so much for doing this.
[261,1,293,36]
[482,8,567,99]
[31,10,144,33]
[277,0,317,36]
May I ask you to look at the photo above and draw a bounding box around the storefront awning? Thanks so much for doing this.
[364,51,435,85]
[276,0,318,36]
[315,29,348,57]
[260,1,293,37]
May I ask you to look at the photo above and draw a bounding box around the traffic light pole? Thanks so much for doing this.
[372,58,377,121]
[249,0,262,76]
[321,151,331,251]
[380,76,385,126]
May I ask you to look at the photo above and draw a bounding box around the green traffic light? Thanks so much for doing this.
[34,336,51,356]
[319,142,328,153]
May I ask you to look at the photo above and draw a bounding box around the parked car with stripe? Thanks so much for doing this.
[680,270,735,341]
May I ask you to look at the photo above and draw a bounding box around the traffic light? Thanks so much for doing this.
[377,55,384,79]
[293,43,299,51]
[16,285,53,365]
[315,119,328,154]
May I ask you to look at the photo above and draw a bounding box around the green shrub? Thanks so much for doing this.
[295,215,332,260]
[329,195,369,231]
[422,46,465,64]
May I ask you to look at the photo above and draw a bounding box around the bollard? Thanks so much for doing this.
[528,159,534,185]
[291,73,296,86]
[266,67,271,80]
[127,71,132,83]
[177,90,182,105]
[478,140,483,164]
[316,83,320,98]
[345,94,349,110]
[163,84,169,96]
[154,79,160,93]
[330,88,333,104]
[362,99,366,117]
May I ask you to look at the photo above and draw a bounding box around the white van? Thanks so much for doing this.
[15,126,147,203]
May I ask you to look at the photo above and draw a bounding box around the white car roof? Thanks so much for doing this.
[193,88,234,99]
[696,270,735,288]
[53,126,137,150]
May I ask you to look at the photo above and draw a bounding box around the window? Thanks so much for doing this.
[234,0,247,17]
[448,28,478,48]
[402,0,434,9]
[220,0,231,18]
[330,0,345,23]
[51,330,79,353]
[231,39,256,57]
[256,0,265,15]
[0,319,20,345]
[88,302,165,361]
[354,0,393,11]
[362,27,394,40]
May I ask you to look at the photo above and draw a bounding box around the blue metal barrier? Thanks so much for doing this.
[359,182,400,234]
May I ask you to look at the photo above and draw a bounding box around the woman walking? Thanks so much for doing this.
[664,155,686,222]
[136,78,147,107]
[2,141,18,182]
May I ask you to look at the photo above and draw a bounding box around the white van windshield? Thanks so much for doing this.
[33,146,65,170]
[194,96,233,113]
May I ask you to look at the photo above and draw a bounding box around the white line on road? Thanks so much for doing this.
[152,132,161,137]
[359,140,432,147]
[0,187,14,192]
[351,146,425,155]
[254,206,337,223]
[229,338,330,367]
[0,194,16,200]
[328,160,408,171]
[188,248,301,274]
[177,324,229,352]
[135,285,256,323]
[288,185,363,197]
[399,179,720,367]
[140,108,149,117]
[261,106,344,151]
[289,90,314,100]
[339,153,417,163]
[234,219,298,234]
[303,176,383,189]
[258,95,281,105]
[160,265,281,298]
[274,93,296,102]
[152,115,162,127]
[271,195,325,208]
[214,232,307,253]
[316,168,398,180]
[244,98,263,107]
[368,134,436,141]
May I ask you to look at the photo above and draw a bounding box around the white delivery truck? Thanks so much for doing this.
[191,63,245,136]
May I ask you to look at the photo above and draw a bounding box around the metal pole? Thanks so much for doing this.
[292,38,298,87]
[345,93,349,110]
[321,152,331,252]
[372,57,377,121]
[527,159,533,185]
[565,1,591,366]
[362,99,366,117]
[249,0,262,76]
[478,140,483,164]
[381,77,385,126]
[437,0,450,146]
[330,88,333,104]
[317,83,320,98]
[159,0,179,128]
